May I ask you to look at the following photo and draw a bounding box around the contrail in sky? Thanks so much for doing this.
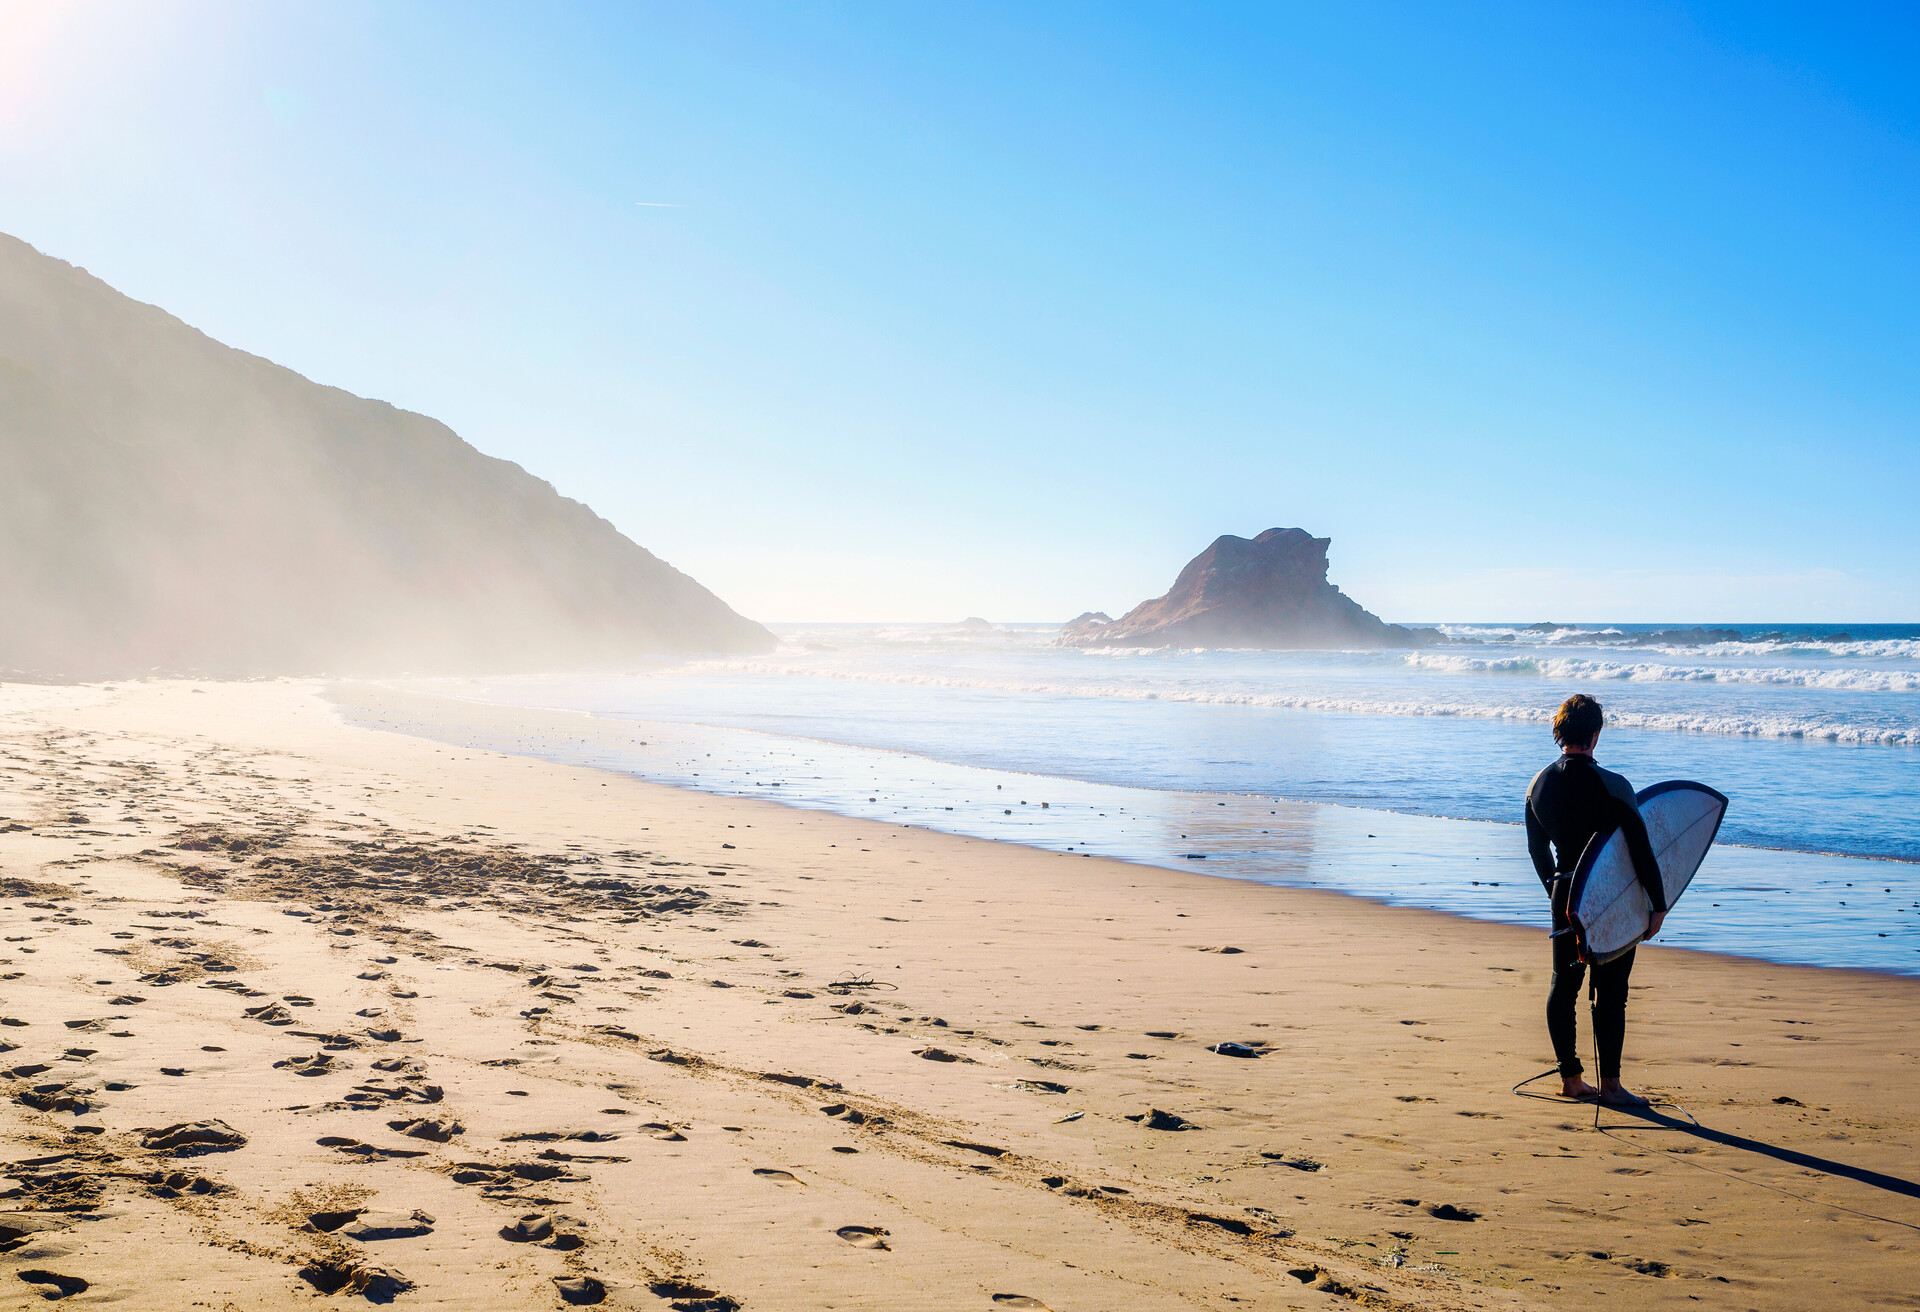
[634,202,682,207]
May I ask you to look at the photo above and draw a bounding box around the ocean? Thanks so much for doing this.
[360,621,1920,974]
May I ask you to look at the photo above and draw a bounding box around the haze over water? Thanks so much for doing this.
[367,619,1920,975]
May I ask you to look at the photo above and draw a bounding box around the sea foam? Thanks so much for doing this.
[677,658,1920,744]
[1403,652,1920,692]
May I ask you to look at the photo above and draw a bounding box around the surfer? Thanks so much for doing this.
[1525,694,1666,1107]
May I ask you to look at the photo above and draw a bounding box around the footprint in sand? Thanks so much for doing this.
[17,1082,99,1113]
[647,1280,739,1311]
[316,1136,429,1160]
[1289,1267,1360,1295]
[274,1052,342,1076]
[142,1170,219,1199]
[753,1168,804,1188]
[141,1120,246,1154]
[1126,1109,1201,1131]
[452,1161,577,1187]
[15,1270,89,1300]
[309,1208,436,1241]
[834,1225,890,1250]
[499,1213,553,1242]
[1259,1152,1324,1172]
[298,1260,411,1300]
[552,1275,606,1305]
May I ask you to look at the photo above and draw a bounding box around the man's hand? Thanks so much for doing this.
[1644,910,1667,940]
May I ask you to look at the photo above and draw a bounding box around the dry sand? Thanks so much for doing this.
[1,680,1915,1311]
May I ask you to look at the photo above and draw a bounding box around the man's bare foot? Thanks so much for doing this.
[1560,1077,1600,1100]
[1598,1079,1650,1107]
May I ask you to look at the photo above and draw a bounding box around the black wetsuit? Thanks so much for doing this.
[1525,754,1665,1080]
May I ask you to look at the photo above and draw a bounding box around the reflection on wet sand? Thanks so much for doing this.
[334,683,1920,976]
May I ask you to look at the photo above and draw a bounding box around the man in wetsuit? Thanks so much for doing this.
[1525,693,1666,1106]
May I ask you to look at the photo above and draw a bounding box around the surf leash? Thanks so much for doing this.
[1513,1035,1920,1232]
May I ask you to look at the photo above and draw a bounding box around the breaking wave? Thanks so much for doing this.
[675,659,1920,745]
[1437,631,1920,661]
[1403,653,1920,692]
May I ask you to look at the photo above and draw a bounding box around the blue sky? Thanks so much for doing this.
[3,1,1916,622]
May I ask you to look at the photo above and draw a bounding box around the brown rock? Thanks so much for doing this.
[1058,528,1443,650]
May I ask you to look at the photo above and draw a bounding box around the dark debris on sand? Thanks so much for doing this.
[146,823,743,929]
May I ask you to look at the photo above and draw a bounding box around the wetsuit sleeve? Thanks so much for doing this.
[1525,798,1557,889]
[1606,794,1667,913]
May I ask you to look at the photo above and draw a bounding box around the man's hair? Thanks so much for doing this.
[1553,693,1605,748]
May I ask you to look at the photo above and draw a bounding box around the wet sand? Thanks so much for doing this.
[1,680,1916,1310]
[336,681,1920,976]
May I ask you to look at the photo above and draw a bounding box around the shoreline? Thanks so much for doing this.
[391,684,1920,864]
[2,679,1917,1310]
[336,681,1920,977]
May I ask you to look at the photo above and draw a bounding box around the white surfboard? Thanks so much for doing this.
[1567,781,1728,965]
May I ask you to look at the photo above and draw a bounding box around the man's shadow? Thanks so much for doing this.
[1608,1104,1920,1203]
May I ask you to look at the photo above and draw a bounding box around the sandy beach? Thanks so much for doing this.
[2,680,1916,1311]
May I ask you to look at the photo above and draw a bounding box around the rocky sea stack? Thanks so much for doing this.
[1059,528,1443,650]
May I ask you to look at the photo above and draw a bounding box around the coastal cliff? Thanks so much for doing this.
[1059,528,1442,649]
[0,233,774,678]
